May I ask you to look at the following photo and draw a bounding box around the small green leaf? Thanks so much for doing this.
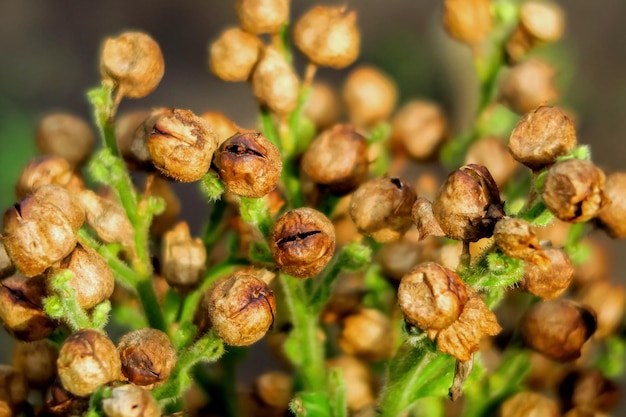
[240,196,272,237]
[200,172,226,202]
[43,296,65,319]
[91,300,111,330]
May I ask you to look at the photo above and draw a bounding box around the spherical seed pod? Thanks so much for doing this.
[102,384,161,417]
[499,392,560,417]
[398,262,469,332]
[301,124,369,195]
[558,369,619,414]
[493,217,545,263]
[77,189,135,251]
[12,340,58,389]
[207,269,276,346]
[200,111,239,146]
[520,247,574,300]
[251,45,299,116]
[338,308,395,362]
[465,136,518,187]
[597,172,626,238]
[57,329,121,397]
[36,113,96,168]
[411,198,445,241]
[500,59,559,115]
[542,159,607,223]
[390,101,447,161]
[0,365,28,410]
[579,281,626,338]
[147,109,219,182]
[325,355,375,412]
[15,155,84,200]
[32,184,84,231]
[520,299,596,362]
[304,82,341,130]
[508,106,577,171]
[442,0,492,45]
[0,241,15,279]
[506,2,565,63]
[117,328,177,388]
[255,371,292,409]
[235,0,289,35]
[293,5,360,69]
[213,132,282,198]
[433,164,504,242]
[269,208,336,278]
[209,27,262,82]
[342,66,398,128]
[100,31,164,99]
[161,222,206,292]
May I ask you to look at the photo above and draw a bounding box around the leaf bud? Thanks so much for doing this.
[542,159,607,223]
[255,371,292,409]
[147,109,219,182]
[433,164,504,242]
[506,2,565,63]
[77,189,135,250]
[465,136,518,187]
[102,384,161,417]
[499,392,560,417]
[304,82,341,130]
[442,0,492,45]
[325,355,375,412]
[57,329,121,396]
[499,59,559,114]
[520,299,596,362]
[235,0,289,35]
[269,207,336,278]
[520,247,574,300]
[251,45,299,116]
[301,124,369,195]
[213,132,282,198]
[0,365,28,410]
[342,66,398,128]
[100,31,164,99]
[338,307,395,362]
[579,281,625,338]
[349,176,416,242]
[411,198,445,241]
[36,112,96,168]
[390,100,447,161]
[200,111,239,146]
[12,340,58,389]
[596,172,626,238]
[15,155,84,200]
[161,222,206,292]
[493,217,546,264]
[117,328,177,388]
[209,27,262,82]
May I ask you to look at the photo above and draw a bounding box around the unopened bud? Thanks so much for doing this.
[209,27,262,82]
[102,384,160,417]
[442,0,492,45]
[339,308,395,362]
[117,328,177,388]
[36,113,96,168]
[251,46,299,116]
[520,247,574,300]
[390,100,447,161]
[161,222,206,292]
[236,0,289,35]
[342,66,398,128]
[500,59,559,115]
[597,172,626,238]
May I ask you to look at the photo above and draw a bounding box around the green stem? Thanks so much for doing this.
[135,279,168,335]
[78,229,137,288]
[202,198,228,257]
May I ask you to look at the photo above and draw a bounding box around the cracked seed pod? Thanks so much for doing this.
[255,371,292,409]
[213,132,282,198]
[269,208,335,278]
[579,281,626,338]
[119,108,171,171]
[339,308,395,362]
[499,392,560,417]
[506,2,565,63]
[15,155,84,200]
[500,59,559,114]
[542,159,607,223]
[442,0,492,45]
[0,365,28,411]
[207,269,276,346]
[31,184,84,231]
[45,377,90,416]
[304,82,340,130]
[520,247,574,300]
[36,113,96,168]
[349,177,416,242]
[251,45,299,116]
[508,106,577,171]
[100,31,164,99]
[294,5,360,69]
[161,222,206,292]
[390,101,447,161]
[342,66,398,128]
[558,369,619,414]
[325,355,375,412]
[78,189,135,251]
[465,136,518,187]
[597,172,626,238]
[147,109,219,182]
[301,124,369,195]
[493,217,547,265]
[398,262,468,332]
[200,111,239,146]
[0,241,14,279]
[12,340,58,390]
[103,384,160,417]
[117,328,177,388]
[209,27,262,82]
[236,0,289,35]
[57,329,121,397]
[433,164,504,242]
[411,198,445,241]
[520,299,596,362]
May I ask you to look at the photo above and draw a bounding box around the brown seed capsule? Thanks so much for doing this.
[390,101,447,161]
[301,124,369,195]
[520,247,574,300]
[117,328,177,388]
[339,308,395,362]
[147,109,219,182]
[57,329,121,397]
[433,164,505,242]
[100,31,164,99]
[12,340,58,389]
[398,262,469,332]
[251,45,299,116]
[213,132,282,198]
[0,365,28,410]
[45,377,90,416]
[304,82,341,130]
[349,177,416,243]
[596,172,626,238]
[207,269,276,346]
[442,0,492,45]
[411,198,445,241]
[499,392,560,417]
[579,281,625,339]
[209,27,262,82]
[294,5,360,69]
[377,238,439,281]
[506,2,565,63]
[326,355,375,412]
[235,0,289,35]
[255,371,292,409]
[342,66,398,128]
[36,113,96,168]
[200,111,239,146]
[542,159,607,223]
[493,217,546,264]
[508,106,577,171]
[558,369,619,414]
[500,59,559,115]
[520,299,596,362]
[161,222,206,292]
[15,155,84,200]
[465,136,518,187]
[102,384,161,417]
[0,241,15,279]
[77,189,135,251]
[32,184,85,232]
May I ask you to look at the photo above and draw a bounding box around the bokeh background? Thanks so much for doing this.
[1,0,625,412]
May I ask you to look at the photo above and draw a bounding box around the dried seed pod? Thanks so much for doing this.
[15,155,84,200]
[269,208,335,278]
[45,377,90,416]
[493,217,546,264]
[213,132,282,198]
[500,59,559,114]
[206,269,276,346]
[325,355,376,412]
[342,66,398,128]
[117,328,177,388]
[432,164,504,242]
[294,5,360,69]
[209,27,262,82]
[147,109,219,182]
[121,108,172,170]
[411,198,445,241]
[32,184,85,231]
[102,384,161,417]
[78,189,135,251]
[398,262,469,332]
[161,222,206,292]
[442,0,492,45]
[499,392,560,417]
[558,369,619,414]
[520,299,596,362]
[339,308,395,362]
[36,113,96,167]
[301,124,369,195]
[508,106,577,171]
[0,365,28,410]
[304,82,341,130]
[520,247,574,300]
[200,111,239,146]
[100,31,164,99]
[57,329,121,396]
[255,371,292,409]
[506,2,565,63]
[596,172,626,238]
[0,241,14,279]
[579,281,625,338]
[390,101,447,161]
[12,340,58,389]
[235,0,289,35]
[542,159,607,223]
[465,136,518,187]
[349,177,416,242]
[251,45,299,116]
